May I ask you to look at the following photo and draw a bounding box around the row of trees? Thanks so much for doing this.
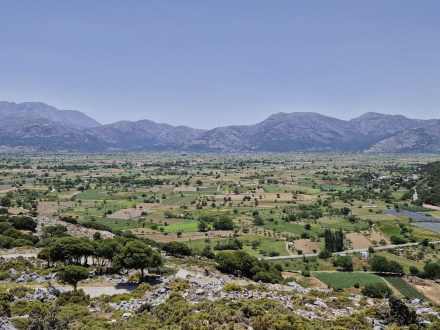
[324,228,345,252]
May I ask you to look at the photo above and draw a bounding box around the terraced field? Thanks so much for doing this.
[383,276,429,301]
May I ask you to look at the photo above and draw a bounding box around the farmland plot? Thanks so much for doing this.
[411,222,440,234]
[383,276,429,301]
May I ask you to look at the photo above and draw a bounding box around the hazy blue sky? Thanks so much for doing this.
[1,1,439,128]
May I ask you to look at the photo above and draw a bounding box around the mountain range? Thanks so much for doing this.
[1,101,439,153]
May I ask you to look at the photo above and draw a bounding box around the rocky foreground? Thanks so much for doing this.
[1,263,439,330]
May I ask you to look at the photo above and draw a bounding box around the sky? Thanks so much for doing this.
[0,1,439,129]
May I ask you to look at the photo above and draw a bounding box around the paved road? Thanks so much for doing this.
[262,240,440,260]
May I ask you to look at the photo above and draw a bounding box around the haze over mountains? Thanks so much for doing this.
[0,101,439,153]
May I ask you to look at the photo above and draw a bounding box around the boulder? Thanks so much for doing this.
[0,321,18,330]
[15,275,26,283]
[47,285,64,297]
[157,287,167,294]
[45,273,57,280]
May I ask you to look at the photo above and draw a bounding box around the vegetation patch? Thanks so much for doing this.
[314,272,383,290]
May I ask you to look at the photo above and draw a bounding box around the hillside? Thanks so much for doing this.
[1,101,440,152]
[0,101,101,128]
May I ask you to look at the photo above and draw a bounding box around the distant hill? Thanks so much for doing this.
[365,120,440,153]
[1,101,439,152]
[0,101,101,128]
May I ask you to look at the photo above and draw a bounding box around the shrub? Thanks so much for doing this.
[302,270,310,277]
[0,272,10,281]
[11,300,47,316]
[56,304,90,323]
[354,283,360,288]
[222,283,243,292]
[172,280,190,291]
[11,317,32,330]
[9,286,34,298]
[390,235,407,245]
[274,264,283,272]
[56,289,90,306]
[318,249,332,259]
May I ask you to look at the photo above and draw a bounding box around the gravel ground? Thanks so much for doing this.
[79,285,138,297]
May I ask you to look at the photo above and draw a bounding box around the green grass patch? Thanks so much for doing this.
[314,272,383,290]
[378,223,401,238]
[160,220,199,233]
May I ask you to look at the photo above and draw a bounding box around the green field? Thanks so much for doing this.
[379,223,401,238]
[161,196,196,205]
[314,272,383,289]
[160,220,199,233]
[383,276,429,301]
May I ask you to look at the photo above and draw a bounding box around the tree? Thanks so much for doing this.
[387,260,405,275]
[0,197,11,208]
[379,239,387,246]
[95,239,119,267]
[57,265,89,290]
[113,240,163,281]
[196,180,203,186]
[49,237,95,266]
[201,245,215,259]
[324,229,345,252]
[424,262,440,279]
[369,255,404,275]
[11,216,37,231]
[162,241,191,257]
[253,215,265,226]
[304,223,311,230]
[341,207,350,216]
[197,220,208,232]
[390,235,407,244]
[389,295,418,326]
[93,232,101,241]
[213,215,234,230]
[333,255,353,271]
[164,210,174,218]
[251,240,260,250]
[361,282,392,298]
[409,266,420,276]
[369,255,389,273]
